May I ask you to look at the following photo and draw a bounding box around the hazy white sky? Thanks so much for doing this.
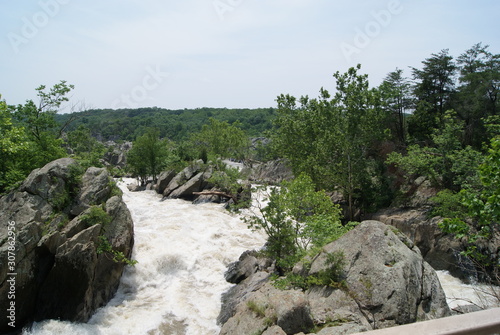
[1,0,499,110]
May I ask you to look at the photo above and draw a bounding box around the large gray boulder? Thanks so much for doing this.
[218,221,450,335]
[0,158,134,333]
[162,160,205,198]
[370,208,475,280]
[308,221,450,330]
[246,159,294,185]
[156,170,176,194]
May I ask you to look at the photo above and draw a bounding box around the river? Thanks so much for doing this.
[24,178,266,335]
[23,178,497,334]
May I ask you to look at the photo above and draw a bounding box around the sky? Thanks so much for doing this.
[1,0,499,111]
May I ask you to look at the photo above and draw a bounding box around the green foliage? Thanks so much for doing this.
[271,65,391,219]
[438,218,470,239]
[192,118,249,160]
[409,49,457,142]
[97,235,138,266]
[0,96,29,193]
[127,128,178,185]
[246,300,267,318]
[80,205,111,228]
[56,107,275,142]
[245,174,347,272]
[437,137,500,266]
[387,111,483,190]
[66,125,106,168]
[430,190,467,218]
[272,251,346,291]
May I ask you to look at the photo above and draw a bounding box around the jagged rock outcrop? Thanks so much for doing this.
[245,159,294,185]
[218,221,450,335]
[0,158,134,333]
[370,208,474,280]
[102,141,132,169]
[162,160,213,200]
[156,170,176,195]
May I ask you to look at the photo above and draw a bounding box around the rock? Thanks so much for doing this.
[218,272,271,325]
[220,282,315,335]
[370,208,474,281]
[71,167,112,216]
[103,141,132,168]
[218,221,451,335]
[246,159,294,185]
[167,172,205,200]
[20,157,77,202]
[0,159,134,333]
[163,160,204,197]
[225,250,273,284]
[262,325,287,335]
[309,221,451,329]
[127,182,145,192]
[156,170,176,194]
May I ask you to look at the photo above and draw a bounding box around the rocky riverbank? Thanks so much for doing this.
[0,158,134,333]
[217,221,451,334]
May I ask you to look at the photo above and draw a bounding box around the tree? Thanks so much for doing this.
[379,68,412,144]
[0,96,29,193]
[65,125,106,168]
[456,43,500,148]
[409,49,457,142]
[387,111,483,190]
[13,81,75,169]
[127,128,173,185]
[272,65,390,219]
[438,137,500,278]
[245,174,347,273]
[193,117,249,161]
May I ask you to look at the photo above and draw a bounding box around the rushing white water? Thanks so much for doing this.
[24,178,266,335]
[436,270,499,310]
[22,178,499,334]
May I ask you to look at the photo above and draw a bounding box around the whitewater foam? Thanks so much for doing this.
[24,178,266,335]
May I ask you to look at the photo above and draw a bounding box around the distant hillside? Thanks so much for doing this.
[56,107,275,141]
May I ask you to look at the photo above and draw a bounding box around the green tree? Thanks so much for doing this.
[245,174,347,273]
[379,68,412,144]
[65,125,106,168]
[456,43,500,148]
[438,137,500,273]
[409,49,457,142]
[0,96,29,193]
[272,65,389,219]
[387,111,483,190]
[193,118,249,161]
[127,128,174,185]
[13,81,74,170]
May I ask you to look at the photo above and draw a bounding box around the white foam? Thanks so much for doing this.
[436,270,500,309]
[24,178,266,335]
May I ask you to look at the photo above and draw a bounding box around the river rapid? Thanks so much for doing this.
[23,178,497,334]
[24,178,266,335]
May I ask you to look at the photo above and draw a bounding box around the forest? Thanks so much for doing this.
[1,43,499,270]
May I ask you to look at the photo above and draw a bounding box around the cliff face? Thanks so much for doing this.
[0,158,134,333]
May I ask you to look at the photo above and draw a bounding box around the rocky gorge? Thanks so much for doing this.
[0,158,134,333]
[1,157,497,334]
